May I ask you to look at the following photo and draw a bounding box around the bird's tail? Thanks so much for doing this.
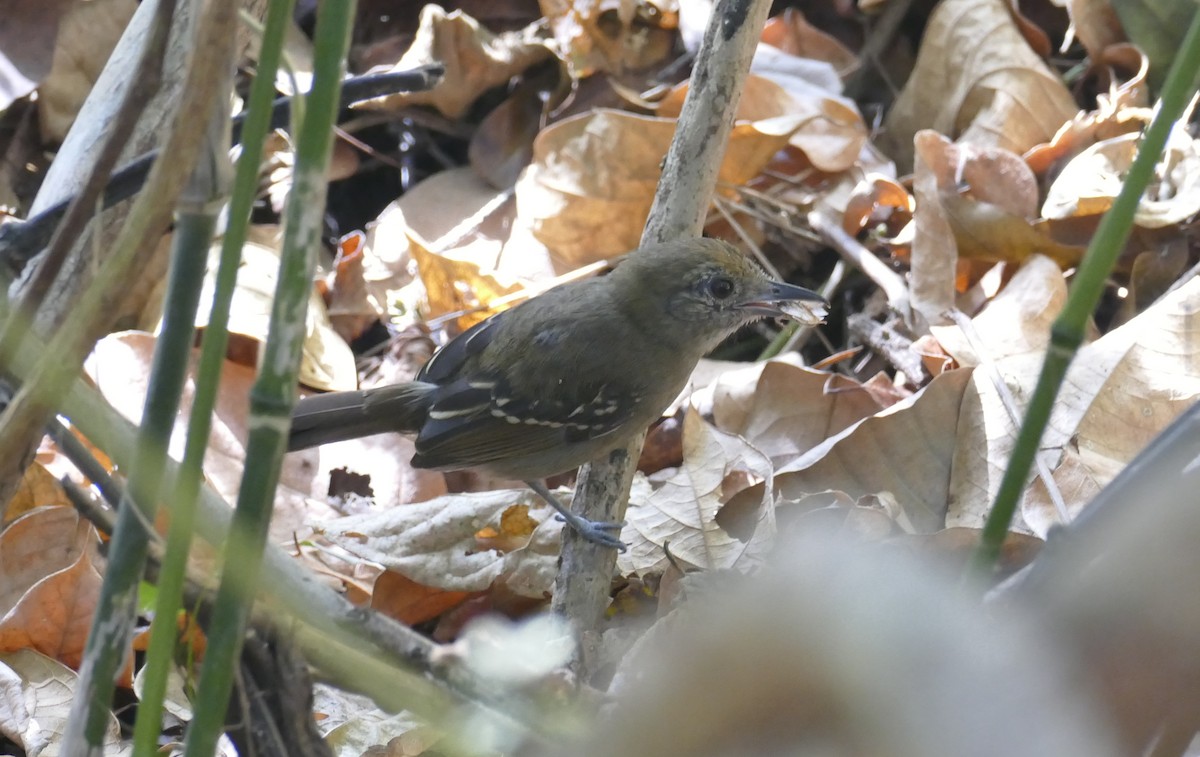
[287,382,437,451]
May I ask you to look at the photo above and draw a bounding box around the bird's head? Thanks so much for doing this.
[610,238,828,353]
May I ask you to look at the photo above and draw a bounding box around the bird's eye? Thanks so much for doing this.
[707,275,735,300]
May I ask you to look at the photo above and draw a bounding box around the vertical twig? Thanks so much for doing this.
[552,0,775,674]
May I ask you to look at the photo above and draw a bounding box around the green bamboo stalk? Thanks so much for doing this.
[60,4,238,751]
[181,0,356,751]
[130,1,295,751]
[967,6,1200,576]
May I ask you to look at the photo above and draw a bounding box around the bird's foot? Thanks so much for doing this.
[554,513,627,550]
[526,479,627,551]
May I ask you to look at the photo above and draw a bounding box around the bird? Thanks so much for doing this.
[288,238,827,550]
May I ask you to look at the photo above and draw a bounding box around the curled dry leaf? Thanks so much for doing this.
[1064,0,1126,59]
[0,508,107,677]
[659,73,867,173]
[1043,125,1200,228]
[2,462,69,526]
[930,254,1068,366]
[370,570,475,627]
[776,368,975,534]
[946,275,1200,534]
[323,231,385,345]
[711,360,885,467]
[910,131,1083,322]
[0,649,128,756]
[540,0,677,76]
[842,172,913,238]
[516,108,806,266]
[1025,45,1149,178]
[317,489,563,598]
[356,6,553,119]
[882,0,1077,169]
[619,408,775,576]
[407,231,524,330]
[760,8,859,78]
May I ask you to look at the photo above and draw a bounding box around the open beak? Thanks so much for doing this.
[741,281,829,325]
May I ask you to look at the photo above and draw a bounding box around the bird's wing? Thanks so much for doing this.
[416,309,508,383]
[410,374,636,471]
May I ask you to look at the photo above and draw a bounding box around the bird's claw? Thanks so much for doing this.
[556,514,627,551]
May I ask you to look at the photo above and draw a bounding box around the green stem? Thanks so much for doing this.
[131,0,295,752]
[181,0,356,752]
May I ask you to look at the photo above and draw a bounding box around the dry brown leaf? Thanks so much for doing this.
[940,192,1086,268]
[540,0,677,76]
[139,230,356,392]
[1022,445,1105,536]
[711,360,885,466]
[910,131,963,321]
[371,570,475,626]
[761,8,859,78]
[945,275,1200,534]
[86,332,365,548]
[0,509,106,676]
[931,254,1068,365]
[882,0,1077,169]
[658,73,866,173]
[366,167,556,321]
[469,77,547,190]
[1025,45,1149,178]
[36,0,138,143]
[618,409,775,576]
[775,368,975,534]
[408,232,525,328]
[2,462,70,526]
[1066,0,1126,58]
[0,507,89,613]
[1043,126,1200,228]
[323,231,385,345]
[910,132,1082,322]
[515,108,805,266]
[317,489,563,598]
[357,6,553,119]
[0,649,128,756]
[842,173,913,237]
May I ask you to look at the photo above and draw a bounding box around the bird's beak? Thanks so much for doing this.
[741,281,829,325]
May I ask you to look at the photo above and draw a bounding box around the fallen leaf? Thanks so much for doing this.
[357,6,553,119]
[540,0,677,76]
[882,0,1077,169]
[317,489,562,598]
[776,368,975,534]
[371,570,475,626]
[1043,125,1200,228]
[0,509,106,675]
[2,462,69,526]
[0,649,128,756]
[711,359,884,466]
[619,408,775,575]
[515,107,806,266]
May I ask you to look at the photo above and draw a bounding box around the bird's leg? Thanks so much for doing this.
[525,479,627,551]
